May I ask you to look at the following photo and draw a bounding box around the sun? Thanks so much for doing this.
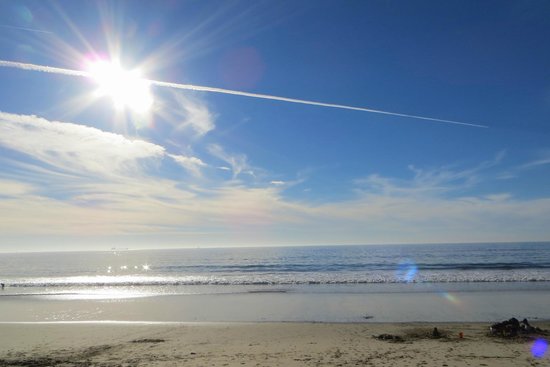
[87,60,153,113]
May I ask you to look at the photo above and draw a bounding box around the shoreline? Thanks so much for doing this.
[1,321,548,366]
[1,319,550,324]
[2,285,550,323]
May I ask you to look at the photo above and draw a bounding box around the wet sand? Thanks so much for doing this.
[0,322,548,366]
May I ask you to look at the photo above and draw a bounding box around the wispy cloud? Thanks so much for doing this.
[166,92,216,137]
[0,111,548,249]
[520,151,550,170]
[0,24,53,35]
[0,111,204,179]
[409,151,505,189]
[168,154,207,176]
[0,179,34,197]
[305,159,550,244]
[208,144,253,179]
[355,152,505,197]
[498,150,550,180]
[0,113,295,243]
[0,112,162,179]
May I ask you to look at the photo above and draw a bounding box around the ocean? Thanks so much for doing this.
[1,242,550,323]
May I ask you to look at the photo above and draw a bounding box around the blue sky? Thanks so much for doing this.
[0,0,549,252]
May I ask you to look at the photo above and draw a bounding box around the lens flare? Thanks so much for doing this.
[15,5,33,23]
[440,292,461,305]
[396,260,418,282]
[532,339,548,359]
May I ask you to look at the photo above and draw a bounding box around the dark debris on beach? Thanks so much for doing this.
[130,338,166,344]
[373,327,451,343]
[489,317,548,339]
[0,357,94,367]
[373,318,549,344]
[372,333,405,342]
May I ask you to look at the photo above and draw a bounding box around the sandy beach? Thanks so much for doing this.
[0,322,548,367]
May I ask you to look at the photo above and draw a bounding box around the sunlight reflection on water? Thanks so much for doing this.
[43,288,153,300]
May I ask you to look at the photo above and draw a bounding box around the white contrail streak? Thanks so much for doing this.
[0,60,488,128]
[0,24,54,34]
[154,81,487,128]
[0,60,89,77]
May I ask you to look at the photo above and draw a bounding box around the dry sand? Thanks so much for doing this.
[0,322,548,366]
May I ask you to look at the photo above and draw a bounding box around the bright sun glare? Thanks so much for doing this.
[87,60,153,113]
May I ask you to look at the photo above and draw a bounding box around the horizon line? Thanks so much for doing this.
[0,240,546,254]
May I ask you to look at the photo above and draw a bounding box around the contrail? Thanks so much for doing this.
[0,24,53,35]
[0,60,488,128]
[154,81,487,128]
[0,60,88,77]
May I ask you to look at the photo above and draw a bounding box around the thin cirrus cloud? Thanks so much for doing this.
[0,109,288,238]
[168,154,207,177]
[0,112,549,248]
[305,162,550,244]
[303,193,550,244]
[0,111,205,179]
[1,124,550,247]
[169,92,216,137]
[0,111,214,237]
[0,24,54,35]
[520,152,550,170]
[207,143,253,179]
[353,152,506,197]
[497,151,550,180]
